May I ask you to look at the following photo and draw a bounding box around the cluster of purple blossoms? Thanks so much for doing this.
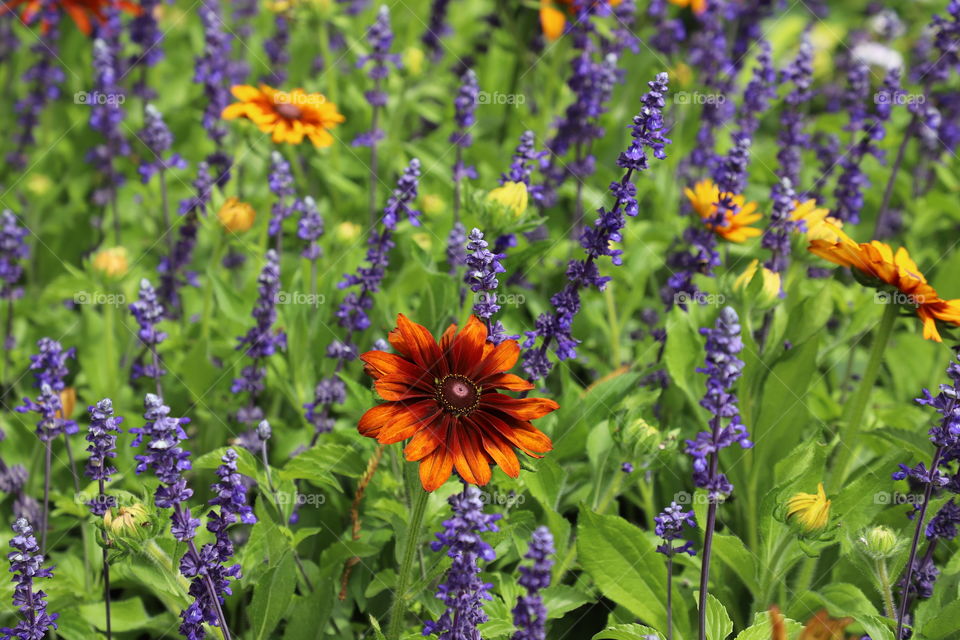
[0,518,59,640]
[353,6,400,147]
[17,338,78,441]
[422,0,452,61]
[522,73,670,381]
[736,41,777,139]
[910,0,960,86]
[685,307,752,499]
[129,0,166,97]
[685,2,736,174]
[131,394,196,536]
[84,399,124,516]
[655,502,697,557]
[232,250,287,426]
[762,177,798,275]
[647,0,686,56]
[8,0,64,170]
[832,62,884,225]
[228,0,259,84]
[465,228,517,345]
[0,210,30,306]
[543,4,622,197]
[774,33,814,197]
[195,0,233,185]
[130,278,168,383]
[262,13,291,85]
[503,130,548,201]
[88,35,131,209]
[892,355,960,616]
[160,162,213,313]
[424,485,502,639]
[268,151,297,241]
[180,449,254,640]
[451,69,479,181]
[511,526,554,640]
[138,104,188,183]
[297,196,324,260]
[446,222,467,276]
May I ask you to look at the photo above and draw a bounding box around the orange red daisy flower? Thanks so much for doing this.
[221,84,345,148]
[684,179,762,243]
[809,228,960,342]
[1,0,140,35]
[358,314,558,492]
[538,0,623,41]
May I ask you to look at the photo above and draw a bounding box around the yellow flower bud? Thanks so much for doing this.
[217,197,257,233]
[403,47,425,76]
[486,181,528,218]
[92,247,129,278]
[786,483,831,533]
[335,221,361,243]
[733,259,781,306]
[860,526,900,559]
[104,503,151,541]
[56,387,76,420]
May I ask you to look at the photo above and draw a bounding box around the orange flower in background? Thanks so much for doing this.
[768,606,787,640]
[1,0,141,35]
[798,609,853,640]
[668,0,708,14]
[809,229,960,342]
[538,0,622,41]
[685,179,762,243]
[222,85,345,147]
[358,314,558,491]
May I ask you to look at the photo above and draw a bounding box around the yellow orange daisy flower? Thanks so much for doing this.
[786,483,831,533]
[809,229,960,341]
[684,179,762,243]
[539,0,622,41]
[222,85,345,148]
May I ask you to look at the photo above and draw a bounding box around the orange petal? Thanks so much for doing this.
[539,4,565,40]
[418,445,454,492]
[479,394,559,420]
[404,416,449,462]
[472,339,520,381]
[391,314,444,375]
[360,350,431,384]
[452,316,488,372]
[482,373,534,392]
[478,428,521,478]
[374,374,433,401]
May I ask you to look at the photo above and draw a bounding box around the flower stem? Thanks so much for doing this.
[41,439,51,553]
[666,554,674,640]
[387,485,429,640]
[698,437,721,640]
[876,558,896,619]
[99,477,112,640]
[896,446,943,640]
[874,116,915,239]
[833,300,898,485]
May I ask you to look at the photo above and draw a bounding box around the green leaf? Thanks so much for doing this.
[705,594,733,640]
[592,623,662,640]
[192,446,260,479]
[734,611,803,640]
[279,443,367,492]
[920,599,960,639]
[543,584,592,619]
[249,551,297,640]
[712,533,759,593]
[576,509,671,634]
[78,597,175,632]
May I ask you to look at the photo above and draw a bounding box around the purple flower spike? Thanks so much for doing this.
[655,502,697,556]
[17,338,78,441]
[465,228,517,345]
[85,399,124,516]
[0,518,59,640]
[511,526,554,640]
[139,104,188,183]
[0,209,30,304]
[424,485,501,639]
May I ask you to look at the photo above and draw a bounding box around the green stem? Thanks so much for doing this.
[388,486,429,640]
[832,301,898,485]
[604,286,621,368]
[201,231,227,342]
[876,558,896,618]
[758,531,793,608]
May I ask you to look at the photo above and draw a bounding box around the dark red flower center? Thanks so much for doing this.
[436,374,480,416]
[274,102,302,120]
